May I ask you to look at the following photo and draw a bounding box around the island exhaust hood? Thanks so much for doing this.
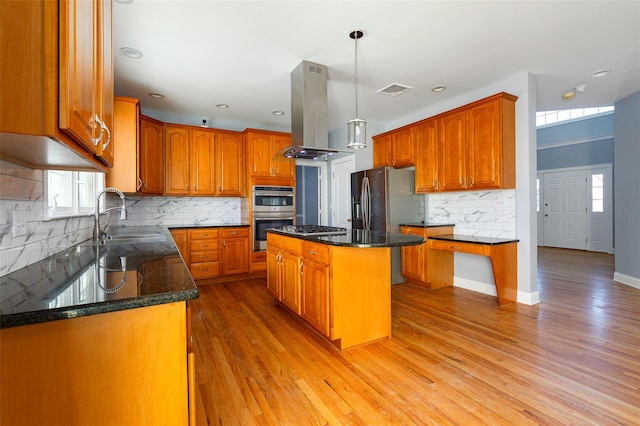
[278,60,351,160]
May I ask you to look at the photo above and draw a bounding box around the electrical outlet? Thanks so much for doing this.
[12,210,27,238]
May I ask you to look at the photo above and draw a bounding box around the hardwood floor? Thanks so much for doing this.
[190,247,640,425]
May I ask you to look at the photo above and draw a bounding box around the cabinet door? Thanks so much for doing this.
[392,127,414,167]
[400,227,425,282]
[273,134,295,178]
[466,100,501,189]
[164,126,190,195]
[190,129,217,195]
[414,119,439,193]
[95,0,113,167]
[247,132,273,177]
[222,238,249,275]
[301,259,330,337]
[216,131,244,195]
[266,246,281,299]
[438,110,467,191]
[170,229,189,265]
[59,0,99,153]
[139,116,164,194]
[107,97,139,192]
[373,134,391,168]
[281,250,301,314]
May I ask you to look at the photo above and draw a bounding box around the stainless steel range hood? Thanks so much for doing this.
[278,60,350,160]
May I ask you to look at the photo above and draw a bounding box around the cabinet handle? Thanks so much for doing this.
[469,176,473,186]
[89,114,105,147]
[194,184,198,192]
[218,186,222,192]
[200,255,209,259]
[101,121,111,152]
[186,184,189,192]
[231,231,238,235]
[137,178,143,191]
[300,261,304,275]
[460,177,465,186]
[223,241,226,247]
[308,250,317,255]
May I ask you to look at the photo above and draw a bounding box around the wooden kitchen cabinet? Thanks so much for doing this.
[300,241,330,337]
[437,92,517,192]
[1,302,190,425]
[59,0,113,166]
[221,227,250,275]
[139,115,165,194]
[266,235,282,298]
[170,229,190,265]
[0,0,111,171]
[165,125,244,196]
[373,126,415,168]
[188,228,221,279]
[245,129,295,180]
[266,233,302,313]
[414,118,439,193]
[401,225,454,289]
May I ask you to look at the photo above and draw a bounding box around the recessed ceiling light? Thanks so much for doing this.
[120,47,143,59]
[592,69,612,78]
[216,104,229,109]
[272,110,285,116]
[149,92,165,99]
[574,84,588,93]
[562,90,576,100]
[431,85,447,93]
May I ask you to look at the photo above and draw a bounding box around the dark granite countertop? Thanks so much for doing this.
[168,223,249,229]
[0,226,198,329]
[268,229,424,248]
[400,222,456,228]
[428,234,519,245]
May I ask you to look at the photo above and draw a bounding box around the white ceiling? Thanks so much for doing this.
[113,1,640,133]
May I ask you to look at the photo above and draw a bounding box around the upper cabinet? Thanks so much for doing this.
[165,125,244,197]
[0,0,113,171]
[372,127,414,168]
[414,92,517,193]
[245,130,295,181]
[138,116,165,194]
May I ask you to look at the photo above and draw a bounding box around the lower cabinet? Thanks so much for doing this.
[266,233,392,350]
[171,227,250,281]
[0,302,192,425]
[400,225,454,289]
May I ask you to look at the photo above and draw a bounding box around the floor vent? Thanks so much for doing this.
[377,83,413,97]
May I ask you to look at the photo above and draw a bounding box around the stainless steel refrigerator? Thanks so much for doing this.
[351,167,425,284]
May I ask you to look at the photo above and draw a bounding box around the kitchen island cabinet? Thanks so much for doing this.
[400,224,455,289]
[266,230,423,350]
[0,226,198,426]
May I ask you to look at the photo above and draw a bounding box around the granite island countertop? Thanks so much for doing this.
[267,229,424,248]
[0,226,198,329]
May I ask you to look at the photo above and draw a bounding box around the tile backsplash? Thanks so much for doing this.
[0,160,248,276]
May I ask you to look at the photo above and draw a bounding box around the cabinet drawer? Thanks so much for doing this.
[188,229,220,240]
[428,239,490,256]
[221,228,249,238]
[400,226,425,238]
[190,261,221,279]
[301,241,329,264]
[282,236,302,254]
[190,241,218,251]
[190,249,219,262]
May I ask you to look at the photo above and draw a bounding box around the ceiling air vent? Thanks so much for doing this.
[377,83,413,97]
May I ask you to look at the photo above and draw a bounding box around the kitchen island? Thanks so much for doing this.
[0,226,198,426]
[266,228,424,350]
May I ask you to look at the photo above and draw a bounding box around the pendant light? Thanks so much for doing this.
[347,29,367,149]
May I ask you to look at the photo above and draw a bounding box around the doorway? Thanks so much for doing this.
[296,160,328,225]
[538,164,613,253]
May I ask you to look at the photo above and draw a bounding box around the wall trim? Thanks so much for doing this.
[613,272,640,290]
[537,133,613,150]
[454,277,540,306]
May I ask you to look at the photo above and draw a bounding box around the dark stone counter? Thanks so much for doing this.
[268,229,424,248]
[399,222,457,228]
[0,226,198,329]
[428,234,519,246]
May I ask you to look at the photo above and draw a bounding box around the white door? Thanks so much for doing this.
[543,170,587,250]
[587,166,613,253]
[330,156,355,228]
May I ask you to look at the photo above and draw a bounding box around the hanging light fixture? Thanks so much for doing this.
[347,29,367,149]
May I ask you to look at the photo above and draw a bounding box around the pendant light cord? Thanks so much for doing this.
[354,32,359,119]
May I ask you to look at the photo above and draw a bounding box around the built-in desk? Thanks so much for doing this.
[427,234,519,305]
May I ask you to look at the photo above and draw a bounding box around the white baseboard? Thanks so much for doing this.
[454,277,540,306]
[613,272,640,290]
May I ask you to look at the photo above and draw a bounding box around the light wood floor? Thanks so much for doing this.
[190,247,640,425]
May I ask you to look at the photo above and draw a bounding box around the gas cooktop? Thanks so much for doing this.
[274,225,349,236]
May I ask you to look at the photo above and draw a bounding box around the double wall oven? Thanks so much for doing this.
[252,186,294,251]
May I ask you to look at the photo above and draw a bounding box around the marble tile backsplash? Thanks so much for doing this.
[426,189,516,238]
[1,160,249,276]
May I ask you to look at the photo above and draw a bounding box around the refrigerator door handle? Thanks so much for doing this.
[362,176,371,231]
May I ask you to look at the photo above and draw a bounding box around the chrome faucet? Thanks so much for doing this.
[94,187,127,242]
